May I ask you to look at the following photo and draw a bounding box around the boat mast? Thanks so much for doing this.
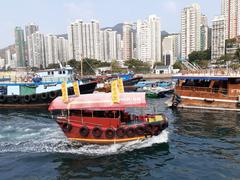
[81,54,83,78]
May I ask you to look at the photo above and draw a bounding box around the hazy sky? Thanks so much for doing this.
[0,0,220,48]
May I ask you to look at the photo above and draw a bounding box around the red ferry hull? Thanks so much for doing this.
[56,116,168,145]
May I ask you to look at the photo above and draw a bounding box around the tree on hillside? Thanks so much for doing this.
[217,54,231,64]
[124,59,151,74]
[153,61,164,67]
[46,63,60,69]
[67,58,112,75]
[173,61,183,70]
[234,48,240,62]
[188,49,211,62]
[111,60,127,73]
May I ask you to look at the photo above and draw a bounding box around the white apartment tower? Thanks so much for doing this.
[44,34,58,66]
[116,34,123,60]
[137,20,151,62]
[222,0,240,39]
[211,15,225,60]
[25,23,39,39]
[57,37,69,64]
[27,31,45,68]
[148,15,161,64]
[68,20,100,61]
[136,15,161,65]
[99,29,110,62]
[162,34,181,66]
[123,22,133,61]
[181,3,201,59]
[99,29,117,62]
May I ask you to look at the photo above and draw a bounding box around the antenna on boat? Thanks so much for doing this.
[80,54,83,78]
[57,60,63,69]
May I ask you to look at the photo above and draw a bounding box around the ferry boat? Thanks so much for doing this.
[48,92,168,144]
[171,70,240,111]
[0,65,97,109]
[96,74,142,92]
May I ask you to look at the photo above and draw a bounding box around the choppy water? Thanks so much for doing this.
[0,98,240,180]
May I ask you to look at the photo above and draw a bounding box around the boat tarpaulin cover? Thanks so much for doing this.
[48,92,146,111]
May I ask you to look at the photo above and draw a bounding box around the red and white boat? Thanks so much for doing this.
[49,92,168,144]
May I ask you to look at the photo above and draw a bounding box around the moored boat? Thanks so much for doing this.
[48,92,168,144]
[0,66,97,109]
[96,74,142,92]
[171,70,240,111]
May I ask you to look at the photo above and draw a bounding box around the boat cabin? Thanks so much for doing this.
[174,75,240,98]
[35,65,74,82]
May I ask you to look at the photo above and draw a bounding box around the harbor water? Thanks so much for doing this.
[0,97,239,179]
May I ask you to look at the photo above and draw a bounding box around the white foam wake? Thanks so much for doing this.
[0,130,169,156]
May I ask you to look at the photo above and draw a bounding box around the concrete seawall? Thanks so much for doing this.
[140,74,173,80]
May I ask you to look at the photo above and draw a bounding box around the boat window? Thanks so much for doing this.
[48,72,50,75]
[59,71,62,74]
[51,71,54,75]
[63,71,65,74]
[229,78,240,84]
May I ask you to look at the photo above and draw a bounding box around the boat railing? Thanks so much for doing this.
[176,86,228,95]
[179,69,240,77]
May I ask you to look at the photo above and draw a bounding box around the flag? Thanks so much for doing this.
[117,78,124,93]
[61,81,68,103]
[73,81,80,96]
[111,80,120,103]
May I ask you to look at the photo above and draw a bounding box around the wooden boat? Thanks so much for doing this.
[172,70,240,111]
[0,66,97,109]
[48,92,168,144]
[146,90,166,98]
[96,76,142,93]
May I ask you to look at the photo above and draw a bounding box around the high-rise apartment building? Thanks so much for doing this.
[162,34,181,66]
[44,34,58,66]
[211,15,225,60]
[116,34,123,60]
[137,20,150,62]
[222,0,240,39]
[27,31,45,68]
[136,15,161,65]
[25,23,39,39]
[25,23,39,64]
[57,37,69,64]
[148,15,161,64]
[122,22,133,61]
[200,14,210,51]
[99,29,118,62]
[15,26,26,67]
[181,3,201,59]
[68,20,100,61]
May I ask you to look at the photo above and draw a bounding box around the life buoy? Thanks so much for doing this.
[116,127,125,138]
[79,126,89,137]
[49,91,57,99]
[12,95,19,102]
[30,94,38,101]
[23,95,31,103]
[161,121,168,130]
[41,93,48,100]
[105,128,115,139]
[172,101,178,107]
[126,127,135,138]
[92,127,103,138]
[62,123,72,133]
[144,124,153,135]
[0,95,6,103]
[135,126,145,136]
[152,124,161,136]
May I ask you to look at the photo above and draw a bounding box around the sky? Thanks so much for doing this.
[0,0,221,48]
